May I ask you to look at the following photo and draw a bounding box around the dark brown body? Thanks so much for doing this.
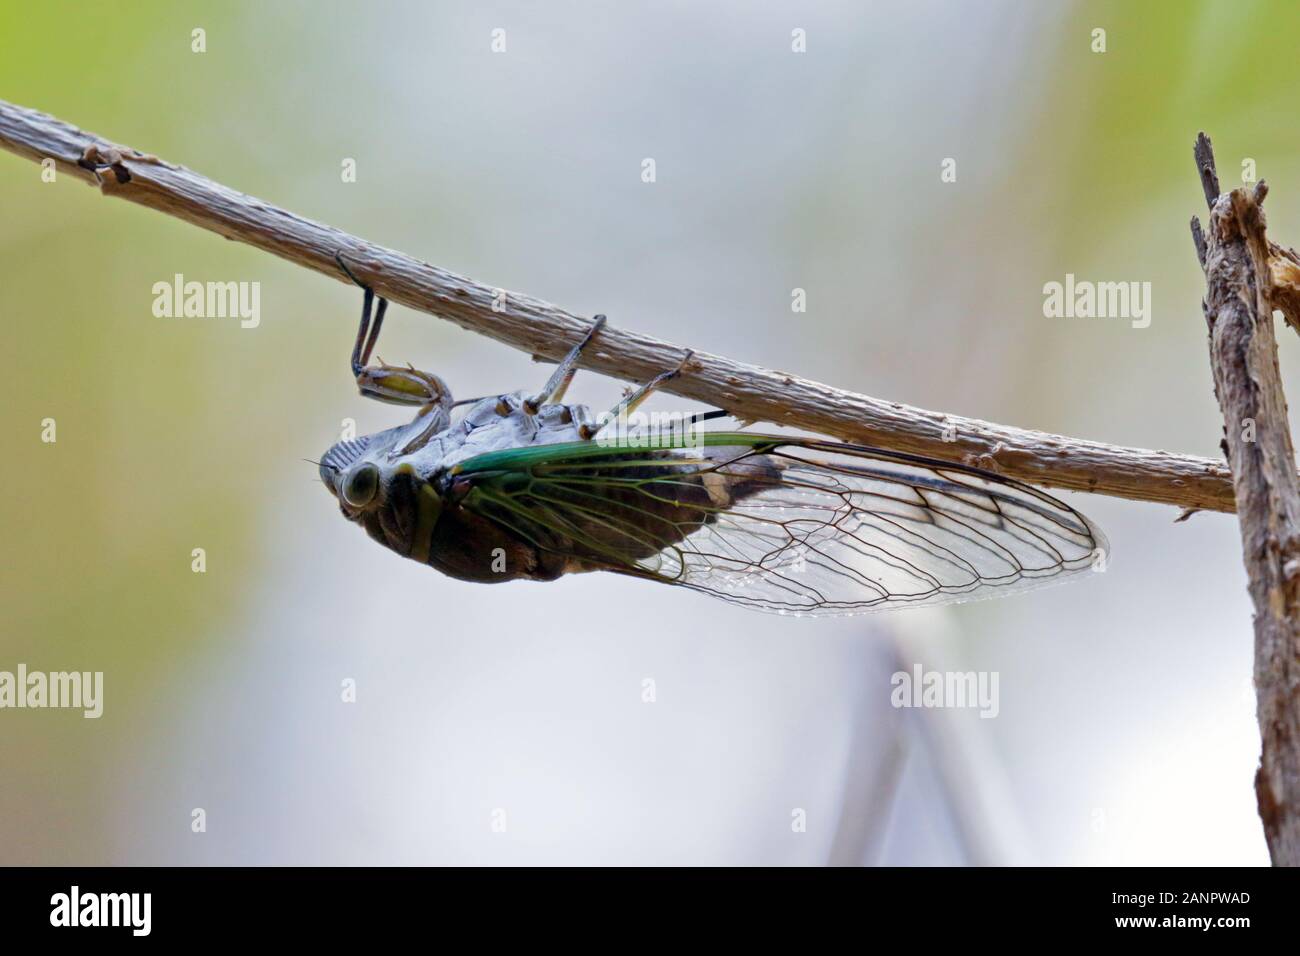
[418,449,784,584]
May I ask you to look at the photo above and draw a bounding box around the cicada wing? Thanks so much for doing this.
[454,434,1107,616]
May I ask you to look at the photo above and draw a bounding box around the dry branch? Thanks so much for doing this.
[0,97,1248,513]
[1192,132,1300,866]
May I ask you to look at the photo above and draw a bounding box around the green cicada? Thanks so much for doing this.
[319,259,1106,616]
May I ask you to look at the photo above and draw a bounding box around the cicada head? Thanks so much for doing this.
[318,423,443,560]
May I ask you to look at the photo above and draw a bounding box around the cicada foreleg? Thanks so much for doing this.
[336,252,453,452]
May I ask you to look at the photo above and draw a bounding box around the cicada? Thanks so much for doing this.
[319,258,1106,616]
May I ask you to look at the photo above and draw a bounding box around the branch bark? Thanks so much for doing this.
[0,97,1247,513]
[1192,133,1300,866]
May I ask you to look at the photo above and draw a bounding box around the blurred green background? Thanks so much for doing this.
[3,0,1298,864]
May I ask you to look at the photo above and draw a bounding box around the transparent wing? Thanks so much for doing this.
[453,434,1107,616]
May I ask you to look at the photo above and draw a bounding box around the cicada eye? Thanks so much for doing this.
[342,462,380,508]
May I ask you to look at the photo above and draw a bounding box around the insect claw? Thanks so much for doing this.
[335,250,367,289]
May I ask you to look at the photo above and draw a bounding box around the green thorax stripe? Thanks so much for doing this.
[451,432,779,475]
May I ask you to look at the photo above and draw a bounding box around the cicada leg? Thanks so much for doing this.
[335,252,453,452]
[522,314,608,413]
[579,350,701,440]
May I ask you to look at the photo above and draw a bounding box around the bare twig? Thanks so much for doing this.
[1192,132,1300,866]
[1193,132,1221,210]
[0,98,1252,513]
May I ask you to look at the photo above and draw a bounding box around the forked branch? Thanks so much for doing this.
[0,98,1249,513]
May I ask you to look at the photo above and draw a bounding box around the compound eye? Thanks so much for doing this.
[342,462,380,508]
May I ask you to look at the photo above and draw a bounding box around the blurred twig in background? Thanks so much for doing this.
[0,97,1257,513]
[1191,132,1300,867]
